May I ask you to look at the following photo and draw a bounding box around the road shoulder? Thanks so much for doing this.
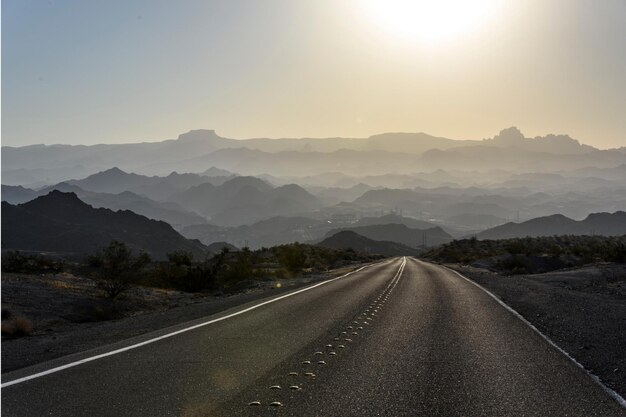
[445,263,626,401]
[1,263,372,375]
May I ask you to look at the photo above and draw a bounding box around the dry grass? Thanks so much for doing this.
[1,315,34,337]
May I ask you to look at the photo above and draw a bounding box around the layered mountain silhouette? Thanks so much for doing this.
[445,213,507,229]
[206,241,239,254]
[476,211,626,239]
[1,185,37,204]
[2,183,206,228]
[5,165,623,239]
[179,213,455,250]
[66,167,233,200]
[481,127,595,154]
[318,231,419,256]
[352,213,437,229]
[349,186,626,227]
[324,224,452,247]
[181,216,328,248]
[1,191,207,260]
[174,177,323,226]
[3,127,621,183]
[307,183,380,205]
[419,145,625,172]
[2,127,624,245]
[352,189,514,220]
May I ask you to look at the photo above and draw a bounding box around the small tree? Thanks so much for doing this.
[277,244,307,272]
[2,251,65,274]
[167,250,193,266]
[91,241,150,299]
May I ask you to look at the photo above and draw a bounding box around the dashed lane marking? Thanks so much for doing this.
[1,262,381,388]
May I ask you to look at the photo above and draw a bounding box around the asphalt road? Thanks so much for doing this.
[2,257,624,416]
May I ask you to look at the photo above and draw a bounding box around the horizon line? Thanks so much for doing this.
[2,127,618,151]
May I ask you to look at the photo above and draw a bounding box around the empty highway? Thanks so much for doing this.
[2,257,624,416]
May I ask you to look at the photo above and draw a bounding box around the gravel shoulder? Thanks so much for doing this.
[1,264,365,373]
[447,262,626,398]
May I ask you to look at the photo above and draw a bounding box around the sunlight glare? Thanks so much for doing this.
[361,0,502,43]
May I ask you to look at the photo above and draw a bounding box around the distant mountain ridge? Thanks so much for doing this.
[317,230,419,256]
[174,176,323,226]
[179,213,457,250]
[2,128,623,239]
[325,223,452,247]
[2,182,206,228]
[181,216,326,249]
[1,191,207,260]
[2,127,612,182]
[477,211,626,239]
[353,213,436,229]
[481,127,595,155]
[66,167,233,200]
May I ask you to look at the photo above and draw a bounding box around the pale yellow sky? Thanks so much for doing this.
[3,0,625,148]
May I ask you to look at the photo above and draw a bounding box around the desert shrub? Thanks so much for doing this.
[166,250,193,266]
[89,241,151,299]
[217,248,258,287]
[505,240,529,255]
[274,244,307,272]
[2,251,65,274]
[608,241,626,263]
[548,244,563,258]
[423,235,626,273]
[174,263,218,292]
[267,243,378,274]
[1,315,33,337]
[87,242,380,294]
[159,248,231,292]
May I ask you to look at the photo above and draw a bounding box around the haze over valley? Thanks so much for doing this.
[3,2,626,415]
[3,126,625,254]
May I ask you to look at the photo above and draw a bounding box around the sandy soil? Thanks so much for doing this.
[1,265,360,373]
[449,262,626,398]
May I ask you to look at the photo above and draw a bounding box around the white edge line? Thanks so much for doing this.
[441,264,626,409]
[1,261,386,388]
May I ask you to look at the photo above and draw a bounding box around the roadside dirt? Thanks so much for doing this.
[449,263,626,398]
[1,265,361,373]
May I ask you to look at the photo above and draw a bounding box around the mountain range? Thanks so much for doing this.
[1,168,327,228]
[181,216,326,249]
[1,191,207,260]
[476,211,626,239]
[2,183,206,229]
[4,164,625,236]
[4,127,623,185]
[317,231,419,256]
[2,127,624,253]
[178,213,449,249]
[173,176,323,226]
[65,167,235,200]
[323,224,452,247]
[3,190,624,261]
[65,169,324,226]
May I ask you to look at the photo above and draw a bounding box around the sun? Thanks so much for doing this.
[361,0,502,44]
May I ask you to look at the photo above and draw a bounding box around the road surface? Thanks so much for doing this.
[2,257,624,416]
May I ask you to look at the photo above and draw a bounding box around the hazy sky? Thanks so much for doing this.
[2,0,626,148]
